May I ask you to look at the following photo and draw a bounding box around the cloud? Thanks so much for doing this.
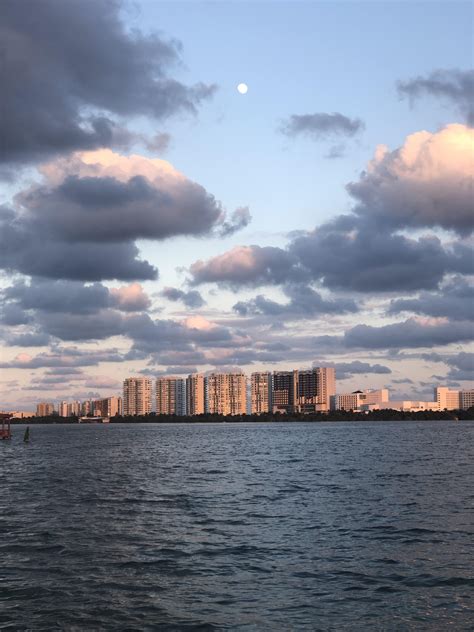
[161,287,205,308]
[110,283,151,312]
[344,318,474,349]
[397,69,474,125]
[388,277,474,322]
[280,112,364,140]
[333,361,392,380]
[0,348,125,369]
[233,284,358,317]
[1,149,248,281]
[218,207,252,237]
[1,0,216,166]
[189,245,306,288]
[445,352,474,382]
[347,124,474,235]
[189,125,474,292]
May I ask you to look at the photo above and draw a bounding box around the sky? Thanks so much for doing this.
[0,0,473,411]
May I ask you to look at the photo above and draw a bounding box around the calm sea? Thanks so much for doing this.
[1,421,473,631]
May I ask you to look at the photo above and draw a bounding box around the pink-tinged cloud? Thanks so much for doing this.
[190,245,305,287]
[348,124,474,234]
[110,283,151,312]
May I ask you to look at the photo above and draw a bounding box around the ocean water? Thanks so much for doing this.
[1,421,473,631]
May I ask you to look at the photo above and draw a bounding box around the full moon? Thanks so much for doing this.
[237,83,248,94]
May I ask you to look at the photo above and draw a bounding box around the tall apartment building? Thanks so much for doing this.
[460,389,474,410]
[156,377,186,415]
[59,400,68,417]
[273,367,336,413]
[251,372,272,414]
[206,373,247,416]
[272,370,298,413]
[186,374,205,416]
[67,401,81,417]
[36,402,54,417]
[123,377,152,416]
[435,387,461,410]
[93,396,123,417]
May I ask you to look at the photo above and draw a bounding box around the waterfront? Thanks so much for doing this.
[1,421,473,630]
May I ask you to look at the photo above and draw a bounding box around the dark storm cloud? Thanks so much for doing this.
[218,207,252,237]
[397,69,474,125]
[334,361,392,380]
[0,0,216,165]
[4,332,52,347]
[233,284,358,317]
[344,318,474,349]
[280,112,365,140]
[161,287,205,308]
[388,278,474,322]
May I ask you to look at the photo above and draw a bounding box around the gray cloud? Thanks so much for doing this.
[281,112,364,140]
[190,245,306,288]
[388,277,474,322]
[218,207,252,237]
[233,284,358,317]
[161,287,205,308]
[344,318,474,349]
[1,0,216,165]
[397,69,474,125]
[333,361,392,380]
[446,352,474,382]
[0,348,125,369]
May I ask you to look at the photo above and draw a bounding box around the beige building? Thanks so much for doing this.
[186,374,205,416]
[251,372,272,414]
[206,373,247,416]
[156,377,186,415]
[93,396,122,417]
[335,389,391,411]
[36,402,55,417]
[435,387,461,410]
[123,377,152,416]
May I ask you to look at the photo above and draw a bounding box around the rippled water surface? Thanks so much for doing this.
[1,421,473,630]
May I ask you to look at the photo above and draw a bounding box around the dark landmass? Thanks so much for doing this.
[11,408,474,424]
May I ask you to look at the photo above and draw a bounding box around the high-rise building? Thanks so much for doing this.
[67,401,81,417]
[186,374,205,416]
[460,389,474,410]
[59,400,68,417]
[93,396,122,417]
[206,373,247,416]
[435,387,461,410]
[36,402,54,417]
[314,367,336,411]
[156,377,186,415]
[251,372,272,414]
[123,377,152,416]
[272,370,298,413]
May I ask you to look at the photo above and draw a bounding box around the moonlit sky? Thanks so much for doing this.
[0,0,472,410]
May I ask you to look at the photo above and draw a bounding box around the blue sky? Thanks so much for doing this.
[0,0,472,409]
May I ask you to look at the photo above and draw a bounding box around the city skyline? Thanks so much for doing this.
[0,1,472,411]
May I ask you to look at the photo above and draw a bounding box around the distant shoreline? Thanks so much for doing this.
[10,409,474,424]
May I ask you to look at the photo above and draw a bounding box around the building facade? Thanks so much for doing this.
[156,377,186,415]
[123,377,152,416]
[251,372,272,414]
[186,374,205,416]
[206,373,247,416]
[272,370,298,413]
[93,396,122,417]
[435,387,461,410]
[460,389,474,410]
[36,402,55,417]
